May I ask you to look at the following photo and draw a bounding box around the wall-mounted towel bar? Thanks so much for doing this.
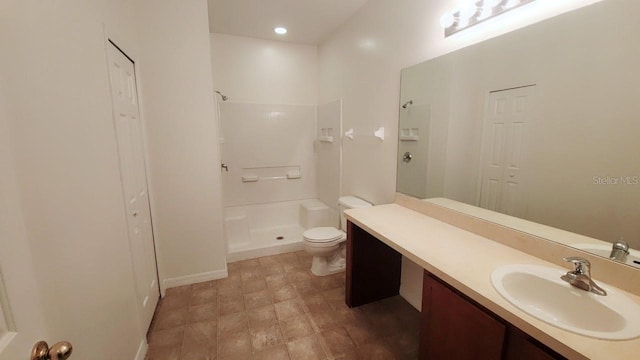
[240,165,302,182]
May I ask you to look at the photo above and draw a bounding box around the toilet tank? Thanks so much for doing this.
[300,200,331,229]
[338,196,372,230]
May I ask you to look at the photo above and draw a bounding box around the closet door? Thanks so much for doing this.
[107,41,159,331]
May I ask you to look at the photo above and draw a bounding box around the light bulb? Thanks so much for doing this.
[439,12,456,28]
[274,27,287,35]
[459,3,479,20]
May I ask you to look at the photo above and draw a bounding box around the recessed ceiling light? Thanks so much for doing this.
[274,27,287,35]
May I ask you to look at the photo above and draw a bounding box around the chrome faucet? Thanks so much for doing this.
[609,240,630,263]
[561,257,607,296]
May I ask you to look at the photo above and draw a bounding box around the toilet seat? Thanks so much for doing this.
[303,227,345,243]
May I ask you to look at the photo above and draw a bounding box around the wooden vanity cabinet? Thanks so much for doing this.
[420,271,565,360]
[420,273,505,359]
[345,222,565,360]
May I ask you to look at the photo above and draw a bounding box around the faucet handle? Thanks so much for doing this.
[563,256,591,275]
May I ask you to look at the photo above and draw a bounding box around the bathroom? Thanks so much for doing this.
[1,0,636,359]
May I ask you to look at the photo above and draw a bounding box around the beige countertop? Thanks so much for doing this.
[345,203,640,360]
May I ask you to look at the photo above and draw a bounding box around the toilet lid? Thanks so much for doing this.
[303,227,344,242]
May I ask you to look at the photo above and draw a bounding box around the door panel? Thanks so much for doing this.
[107,42,159,330]
[480,86,535,217]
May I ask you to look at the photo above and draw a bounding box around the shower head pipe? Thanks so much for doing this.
[214,90,228,101]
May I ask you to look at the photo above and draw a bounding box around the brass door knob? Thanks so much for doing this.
[31,340,73,360]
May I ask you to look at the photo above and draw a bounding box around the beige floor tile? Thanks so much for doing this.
[218,330,252,360]
[146,253,420,360]
[148,327,184,347]
[265,274,289,290]
[245,289,273,310]
[344,323,379,348]
[153,306,188,330]
[307,311,342,331]
[300,294,331,314]
[270,284,297,303]
[250,321,285,351]
[274,299,305,321]
[285,270,311,283]
[286,335,326,360]
[290,281,319,297]
[218,312,248,335]
[188,303,217,323]
[181,342,216,360]
[279,315,315,341]
[254,344,291,360]
[183,321,217,348]
[319,326,357,358]
[145,344,182,360]
[241,267,264,282]
[243,278,268,293]
[218,293,246,315]
[191,287,217,306]
[261,263,286,276]
[248,304,279,328]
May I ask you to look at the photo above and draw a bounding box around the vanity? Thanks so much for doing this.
[343,195,640,360]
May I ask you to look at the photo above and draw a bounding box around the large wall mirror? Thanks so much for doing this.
[397,0,640,269]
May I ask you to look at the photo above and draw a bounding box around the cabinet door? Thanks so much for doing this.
[504,328,565,360]
[422,273,506,360]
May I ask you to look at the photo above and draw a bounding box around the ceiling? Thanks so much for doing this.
[208,0,369,45]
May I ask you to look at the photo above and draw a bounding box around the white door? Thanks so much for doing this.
[106,42,159,330]
[479,85,535,217]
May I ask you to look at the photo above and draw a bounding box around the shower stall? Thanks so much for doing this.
[217,100,342,262]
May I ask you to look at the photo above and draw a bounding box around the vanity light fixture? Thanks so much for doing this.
[274,27,288,35]
[440,0,537,37]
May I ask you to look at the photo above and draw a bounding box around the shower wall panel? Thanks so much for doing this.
[220,102,317,207]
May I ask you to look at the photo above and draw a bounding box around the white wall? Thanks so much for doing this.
[135,0,227,285]
[0,81,50,358]
[0,0,225,358]
[319,0,604,309]
[316,100,342,212]
[210,33,318,105]
[0,0,144,358]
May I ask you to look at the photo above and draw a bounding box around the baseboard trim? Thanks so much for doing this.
[134,337,147,360]
[162,269,228,290]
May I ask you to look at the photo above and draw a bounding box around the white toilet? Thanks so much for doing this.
[303,196,372,276]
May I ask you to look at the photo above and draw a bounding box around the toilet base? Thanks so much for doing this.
[310,245,346,276]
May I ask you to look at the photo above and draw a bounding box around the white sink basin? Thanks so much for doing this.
[572,243,640,269]
[491,264,640,340]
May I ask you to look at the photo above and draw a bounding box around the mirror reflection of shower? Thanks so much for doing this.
[214,90,228,101]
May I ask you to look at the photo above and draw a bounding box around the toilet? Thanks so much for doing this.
[303,196,372,276]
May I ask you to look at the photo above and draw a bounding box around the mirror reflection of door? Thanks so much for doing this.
[478,85,536,218]
[397,104,431,198]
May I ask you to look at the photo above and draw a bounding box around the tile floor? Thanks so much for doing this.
[145,251,421,360]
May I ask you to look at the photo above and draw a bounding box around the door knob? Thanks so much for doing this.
[31,340,73,360]
[402,152,413,163]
